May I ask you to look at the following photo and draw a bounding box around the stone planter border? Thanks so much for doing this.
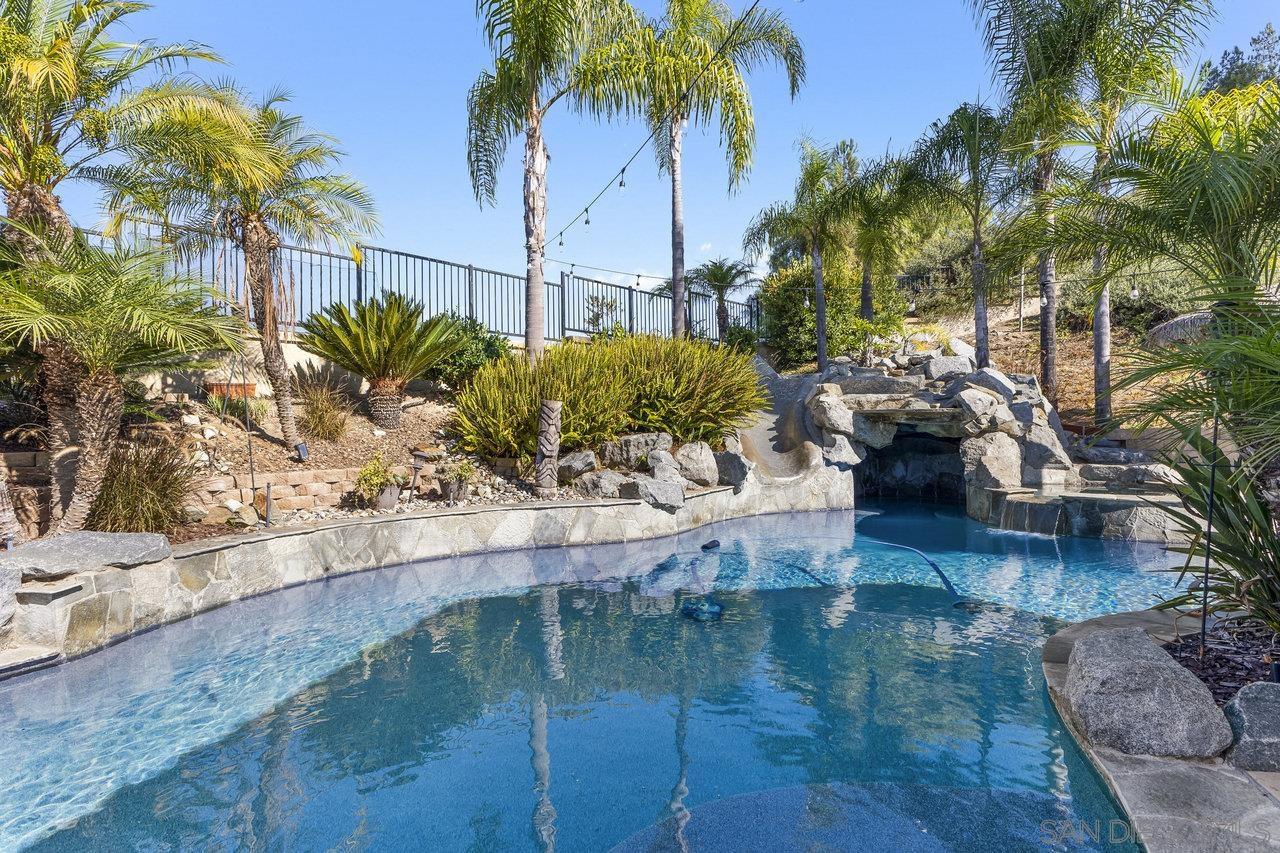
[1043,610,1280,852]
[0,460,853,682]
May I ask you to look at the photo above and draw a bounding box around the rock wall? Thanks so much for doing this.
[1,455,854,677]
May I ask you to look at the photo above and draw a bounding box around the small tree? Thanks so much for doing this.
[0,232,242,533]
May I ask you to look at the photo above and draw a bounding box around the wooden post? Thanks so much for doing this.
[535,400,562,498]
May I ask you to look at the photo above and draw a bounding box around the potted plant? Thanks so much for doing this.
[438,459,477,505]
[353,452,406,510]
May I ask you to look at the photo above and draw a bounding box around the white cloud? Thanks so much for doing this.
[698,242,713,253]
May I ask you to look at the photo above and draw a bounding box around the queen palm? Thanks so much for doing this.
[0,0,252,512]
[466,0,643,358]
[1076,0,1212,425]
[108,94,378,450]
[654,257,758,341]
[744,140,856,372]
[913,103,1017,368]
[970,0,1105,403]
[604,0,803,337]
[0,232,242,533]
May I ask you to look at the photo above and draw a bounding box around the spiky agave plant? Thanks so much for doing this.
[297,292,463,429]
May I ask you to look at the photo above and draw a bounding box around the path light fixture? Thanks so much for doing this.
[408,449,431,499]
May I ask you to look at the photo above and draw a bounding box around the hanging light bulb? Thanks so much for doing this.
[1130,280,1140,301]
[635,274,641,288]
[908,299,917,313]
[1040,291,1049,308]
[619,169,626,192]
[558,234,564,248]
[585,207,591,228]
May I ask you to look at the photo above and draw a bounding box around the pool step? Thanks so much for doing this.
[0,645,62,680]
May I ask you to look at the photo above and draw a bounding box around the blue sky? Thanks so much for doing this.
[61,1,1276,288]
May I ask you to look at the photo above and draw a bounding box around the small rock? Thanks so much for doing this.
[674,441,718,487]
[948,338,977,360]
[620,474,685,512]
[557,450,597,484]
[224,499,244,513]
[182,505,208,523]
[1226,682,1280,770]
[372,428,387,438]
[1066,627,1232,758]
[180,414,201,427]
[200,427,218,440]
[191,450,210,464]
[714,451,754,494]
[575,470,630,499]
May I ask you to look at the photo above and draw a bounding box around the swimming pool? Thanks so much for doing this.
[0,503,1178,850]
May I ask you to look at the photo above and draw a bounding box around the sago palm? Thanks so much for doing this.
[0,230,242,534]
[744,139,856,371]
[594,0,803,336]
[107,93,378,450]
[467,0,643,358]
[298,292,464,430]
[913,103,1019,368]
[0,0,253,513]
[1075,0,1212,424]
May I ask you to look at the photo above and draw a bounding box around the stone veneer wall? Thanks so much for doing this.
[194,466,411,515]
[1,451,55,541]
[3,460,853,675]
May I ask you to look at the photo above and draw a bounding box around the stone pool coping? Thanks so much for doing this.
[0,459,854,682]
[1043,610,1280,852]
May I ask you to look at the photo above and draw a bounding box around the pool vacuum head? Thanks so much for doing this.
[701,539,721,551]
[681,598,724,622]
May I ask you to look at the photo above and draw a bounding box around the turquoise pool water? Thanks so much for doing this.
[0,503,1179,850]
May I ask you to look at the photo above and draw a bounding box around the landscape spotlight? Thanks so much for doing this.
[294,442,309,462]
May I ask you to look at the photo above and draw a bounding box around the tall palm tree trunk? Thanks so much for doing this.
[242,221,301,449]
[1035,151,1059,404]
[1092,151,1113,426]
[53,373,125,533]
[973,225,989,368]
[670,119,687,338]
[716,297,730,344]
[524,103,549,359]
[5,183,79,531]
[812,242,829,372]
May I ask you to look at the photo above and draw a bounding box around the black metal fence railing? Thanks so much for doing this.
[88,223,759,343]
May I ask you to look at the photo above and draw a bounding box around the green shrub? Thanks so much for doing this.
[87,440,198,532]
[206,393,269,426]
[454,336,766,459]
[352,452,405,504]
[759,258,905,368]
[298,383,351,440]
[421,312,511,388]
[1059,267,1196,334]
[722,324,758,351]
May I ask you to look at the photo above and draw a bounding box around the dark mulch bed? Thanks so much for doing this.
[1166,621,1279,706]
[164,523,238,545]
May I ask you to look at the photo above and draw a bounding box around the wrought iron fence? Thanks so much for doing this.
[89,223,759,343]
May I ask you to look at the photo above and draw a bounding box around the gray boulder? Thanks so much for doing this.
[959,432,1022,490]
[7,532,172,581]
[918,355,975,380]
[674,442,718,487]
[966,367,1019,401]
[600,432,673,469]
[1066,627,1232,758]
[836,373,926,395]
[848,414,897,449]
[948,387,1000,420]
[808,390,854,434]
[822,433,867,468]
[1074,444,1151,465]
[557,450,597,484]
[1226,682,1280,770]
[620,475,684,512]
[1022,421,1073,471]
[948,337,977,360]
[715,450,754,494]
[574,470,630,499]
[646,450,685,484]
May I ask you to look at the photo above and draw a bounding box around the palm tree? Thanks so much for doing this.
[0,0,252,514]
[840,155,930,325]
[602,0,804,337]
[297,293,464,430]
[108,94,378,450]
[1076,0,1212,425]
[744,140,856,372]
[466,0,643,358]
[969,0,1105,403]
[913,103,1017,368]
[653,257,758,341]
[0,231,242,533]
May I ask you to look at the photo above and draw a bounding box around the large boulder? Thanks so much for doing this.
[836,373,926,395]
[674,442,718,487]
[913,355,975,380]
[808,389,854,434]
[574,470,630,499]
[7,532,172,581]
[715,450,754,494]
[959,432,1022,490]
[822,433,867,468]
[848,414,897,449]
[1022,421,1073,475]
[557,450,597,485]
[948,337,977,360]
[1065,627,1232,758]
[600,432,673,469]
[947,387,1000,420]
[965,367,1019,401]
[646,450,685,484]
[1225,682,1280,770]
[620,475,684,512]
